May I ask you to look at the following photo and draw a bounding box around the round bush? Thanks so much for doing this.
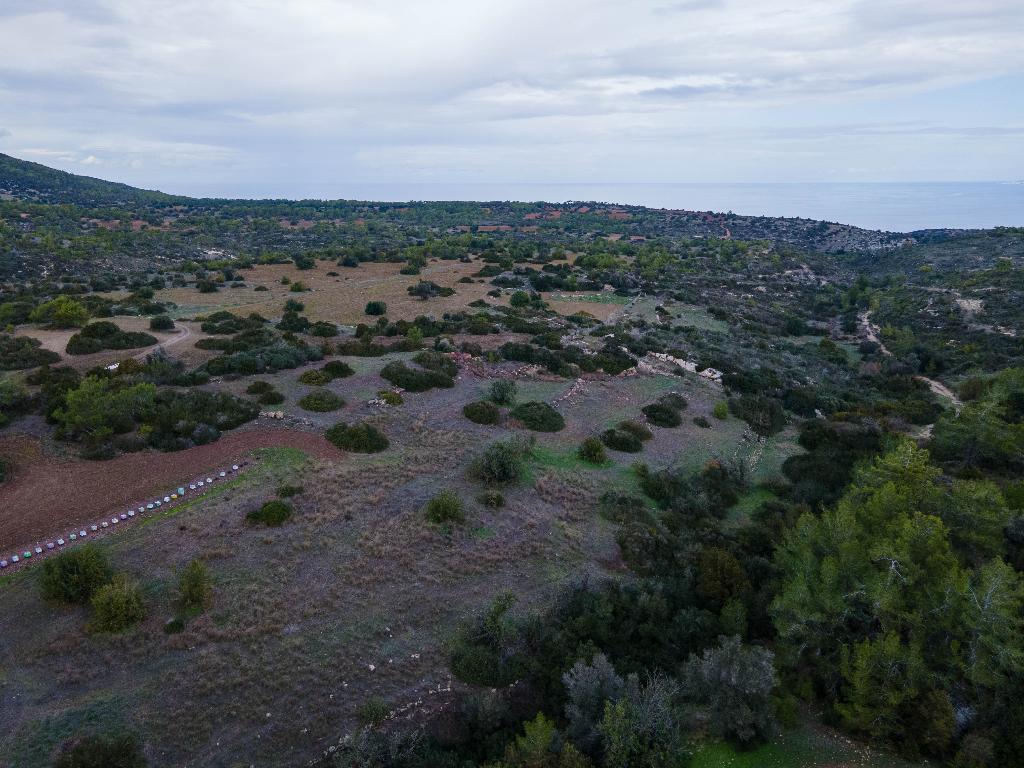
[693,415,711,428]
[712,401,729,420]
[40,545,112,604]
[149,315,174,331]
[601,428,643,453]
[489,379,517,405]
[258,390,284,405]
[642,402,682,428]
[365,300,387,316]
[246,500,293,526]
[90,575,145,633]
[325,422,389,453]
[617,420,653,441]
[425,490,465,524]
[323,360,354,378]
[658,392,688,411]
[578,436,608,464]
[463,400,500,425]
[510,401,565,432]
[298,389,345,412]
[298,369,331,386]
[470,439,528,484]
[246,380,273,395]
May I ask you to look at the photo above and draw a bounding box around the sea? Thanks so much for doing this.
[185,181,1024,234]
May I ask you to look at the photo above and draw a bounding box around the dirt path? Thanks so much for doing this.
[135,323,191,360]
[861,310,962,412]
[0,428,343,555]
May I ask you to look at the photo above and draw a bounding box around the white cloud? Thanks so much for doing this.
[0,0,1021,189]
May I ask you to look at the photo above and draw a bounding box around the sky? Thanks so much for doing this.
[0,0,1022,197]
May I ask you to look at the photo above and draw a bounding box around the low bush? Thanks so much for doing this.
[380,361,454,392]
[642,402,682,427]
[601,427,644,453]
[325,422,389,453]
[176,559,212,612]
[470,437,532,484]
[258,390,284,405]
[618,420,653,441]
[278,484,303,497]
[246,500,292,526]
[294,368,328,389]
[578,436,608,464]
[365,300,387,316]
[66,322,157,355]
[0,334,61,370]
[425,490,465,524]
[90,575,145,633]
[511,401,565,432]
[713,401,729,420]
[323,360,354,378]
[54,733,147,768]
[377,389,403,405]
[40,545,113,604]
[357,696,390,726]
[298,389,345,412]
[478,490,505,507]
[308,321,338,337]
[693,415,711,428]
[149,315,174,331]
[463,400,501,425]
[490,379,517,405]
[246,380,273,395]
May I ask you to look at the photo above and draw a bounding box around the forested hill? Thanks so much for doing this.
[0,152,974,255]
[0,152,182,208]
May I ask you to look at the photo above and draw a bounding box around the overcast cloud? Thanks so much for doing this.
[0,0,1021,195]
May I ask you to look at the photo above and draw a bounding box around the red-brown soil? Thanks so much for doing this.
[0,428,342,553]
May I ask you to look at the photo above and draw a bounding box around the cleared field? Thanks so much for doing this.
[155,258,615,324]
[0,428,342,554]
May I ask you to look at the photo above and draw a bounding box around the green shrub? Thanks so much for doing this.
[478,490,505,508]
[601,428,644,453]
[40,544,113,604]
[713,401,729,420]
[463,400,501,425]
[278,484,303,497]
[425,490,465,524]
[642,402,682,427]
[298,389,345,412]
[578,436,608,464]
[693,415,711,428]
[246,500,292,526]
[309,321,338,337]
[90,575,145,633]
[489,379,517,405]
[176,559,212,612]
[365,301,387,316]
[380,361,454,392]
[470,438,532,484]
[246,380,273,395]
[0,333,60,370]
[618,420,652,441]
[357,696,390,725]
[298,369,331,385]
[377,389,403,405]
[323,360,354,378]
[325,422,389,453]
[413,350,458,377]
[0,456,8,483]
[54,733,147,768]
[258,390,284,405]
[510,290,531,308]
[511,401,565,432]
[163,617,185,634]
[149,315,174,331]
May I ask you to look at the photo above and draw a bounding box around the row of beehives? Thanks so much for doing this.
[0,463,244,570]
